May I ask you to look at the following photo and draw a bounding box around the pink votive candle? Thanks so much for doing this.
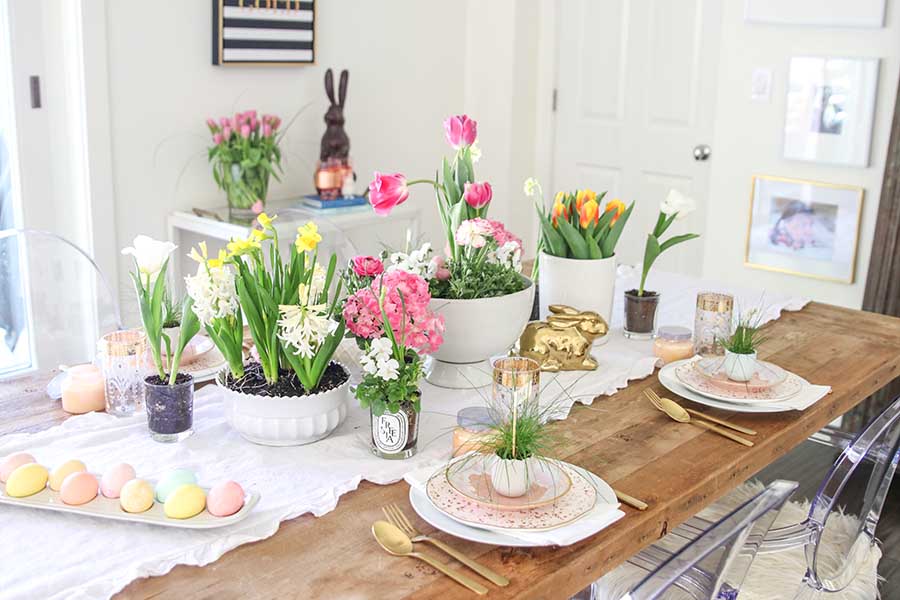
[61,364,106,414]
[653,326,695,365]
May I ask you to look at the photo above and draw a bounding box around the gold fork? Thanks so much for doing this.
[383,503,510,587]
[646,388,757,435]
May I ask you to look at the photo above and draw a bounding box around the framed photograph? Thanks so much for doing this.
[745,175,863,283]
[744,0,885,28]
[213,0,315,66]
[783,56,879,167]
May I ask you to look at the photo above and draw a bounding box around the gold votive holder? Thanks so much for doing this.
[694,292,733,357]
[98,329,147,417]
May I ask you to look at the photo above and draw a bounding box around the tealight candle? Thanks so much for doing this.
[61,364,106,414]
[452,407,495,457]
[653,326,695,365]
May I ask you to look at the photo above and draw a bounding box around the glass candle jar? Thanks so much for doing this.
[694,292,733,357]
[653,326,695,365]
[61,364,106,414]
[452,406,496,457]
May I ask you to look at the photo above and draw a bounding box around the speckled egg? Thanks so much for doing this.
[207,481,245,517]
[59,471,98,505]
[164,484,206,519]
[49,459,87,491]
[0,452,36,483]
[5,463,49,498]
[100,463,136,499]
[120,478,154,513]
[154,469,197,503]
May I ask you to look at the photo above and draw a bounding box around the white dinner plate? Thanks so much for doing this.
[659,360,810,413]
[409,466,617,547]
[673,360,804,404]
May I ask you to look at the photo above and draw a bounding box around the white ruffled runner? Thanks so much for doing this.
[0,270,807,599]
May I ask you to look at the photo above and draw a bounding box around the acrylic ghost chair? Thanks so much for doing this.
[574,480,798,600]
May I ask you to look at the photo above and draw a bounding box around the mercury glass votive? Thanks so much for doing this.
[98,329,147,417]
[491,356,540,420]
[694,292,734,357]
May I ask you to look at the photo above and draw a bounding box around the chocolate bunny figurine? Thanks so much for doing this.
[320,68,349,162]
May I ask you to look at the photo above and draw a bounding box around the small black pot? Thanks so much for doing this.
[143,373,194,443]
[624,289,660,339]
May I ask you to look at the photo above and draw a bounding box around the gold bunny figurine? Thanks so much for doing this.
[519,305,609,372]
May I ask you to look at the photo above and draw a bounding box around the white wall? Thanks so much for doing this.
[701,2,900,308]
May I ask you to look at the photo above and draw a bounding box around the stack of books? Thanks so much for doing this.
[300,194,368,210]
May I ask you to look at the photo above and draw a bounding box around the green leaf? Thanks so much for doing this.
[586,235,601,259]
[556,218,589,259]
[442,157,459,205]
[600,201,634,258]
[534,207,567,257]
[660,233,700,252]
[640,234,661,295]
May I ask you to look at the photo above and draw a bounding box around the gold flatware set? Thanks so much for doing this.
[644,388,756,446]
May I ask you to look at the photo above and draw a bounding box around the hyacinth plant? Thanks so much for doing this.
[185,213,346,392]
[343,267,444,416]
[366,115,526,300]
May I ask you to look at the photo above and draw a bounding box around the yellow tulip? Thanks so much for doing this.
[575,189,597,212]
[604,198,626,227]
[579,198,600,228]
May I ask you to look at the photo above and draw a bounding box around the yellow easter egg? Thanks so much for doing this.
[163,484,206,519]
[5,463,49,498]
[119,478,155,514]
[49,459,87,491]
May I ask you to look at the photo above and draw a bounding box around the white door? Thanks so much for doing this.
[552,0,722,275]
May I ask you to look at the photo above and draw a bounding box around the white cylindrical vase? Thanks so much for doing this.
[538,252,617,323]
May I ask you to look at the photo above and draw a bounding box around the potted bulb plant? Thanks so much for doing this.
[625,190,700,339]
[366,115,533,388]
[527,178,634,323]
[186,213,349,446]
[343,257,444,459]
[122,236,200,443]
[719,309,765,382]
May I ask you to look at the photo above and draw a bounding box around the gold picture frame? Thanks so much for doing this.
[744,175,864,284]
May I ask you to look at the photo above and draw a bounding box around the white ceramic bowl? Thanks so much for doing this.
[217,364,349,446]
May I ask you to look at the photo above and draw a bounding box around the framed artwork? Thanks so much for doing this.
[744,0,886,28]
[745,175,863,283]
[212,0,315,66]
[783,56,879,167]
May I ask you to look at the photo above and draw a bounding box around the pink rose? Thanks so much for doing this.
[213,132,223,145]
[352,255,384,277]
[463,181,492,209]
[240,125,251,139]
[443,114,477,149]
[368,172,409,216]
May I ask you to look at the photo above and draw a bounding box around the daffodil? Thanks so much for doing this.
[523,177,541,198]
[188,241,209,264]
[207,249,228,268]
[226,235,261,256]
[295,221,322,253]
[257,212,277,229]
[250,228,270,243]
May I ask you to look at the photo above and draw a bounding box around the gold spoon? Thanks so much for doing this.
[652,395,754,447]
[372,520,488,595]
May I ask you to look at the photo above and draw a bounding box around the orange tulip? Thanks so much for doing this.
[604,198,626,227]
[579,198,600,228]
[551,197,569,227]
[575,189,597,212]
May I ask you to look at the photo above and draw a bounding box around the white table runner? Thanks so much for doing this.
[0,270,808,599]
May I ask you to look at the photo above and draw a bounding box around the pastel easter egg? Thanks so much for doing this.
[164,484,206,519]
[49,459,87,491]
[207,481,245,517]
[59,472,98,505]
[5,463,49,498]
[0,452,35,483]
[100,463,136,499]
[154,469,197,503]
[120,479,154,513]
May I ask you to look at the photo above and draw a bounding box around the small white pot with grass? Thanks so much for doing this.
[719,307,765,382]
[723,350,758,382]
[490,456,532,497]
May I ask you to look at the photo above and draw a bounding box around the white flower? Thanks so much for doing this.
[370,337,394,358]
[469,141,482,163]
[362,337,401,381]
[454,219,491,249]
[360,353,378,375]
[376,357,400,381]
[122,235,176,285]
[523,177,541,198]
[184,263,239,326]
[277,302,338,359]
[496,241,522,272]
[386,243,434,278]
[660,189,696,220]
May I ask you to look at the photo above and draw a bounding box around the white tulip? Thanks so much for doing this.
[121,235,177,284]
[660,189,696,220]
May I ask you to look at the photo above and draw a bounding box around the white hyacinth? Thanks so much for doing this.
[360,337,400,381]
[184,262,239,326]
[277,301,338,359]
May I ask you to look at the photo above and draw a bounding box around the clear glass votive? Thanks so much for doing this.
[694,292,734,357]
[491,356,540,421]
[98,329,147,417]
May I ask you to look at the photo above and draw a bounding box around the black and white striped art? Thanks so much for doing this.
[213,0,315,66]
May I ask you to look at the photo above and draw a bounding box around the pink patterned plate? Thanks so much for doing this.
[445,457,572,511]
[694,357,787,393]
[675,361,803,403]
[426,463,597,531]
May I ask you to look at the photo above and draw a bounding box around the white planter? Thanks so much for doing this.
[490,456,531,498]
[217,364,349,446]
[538,252,616,324]
[427,278,535,389]
[722,350,758,382]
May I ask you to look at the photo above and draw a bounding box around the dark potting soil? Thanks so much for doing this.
[624,289,660,332]
[144,373,193,434]
[145,373,192,386]
[222,361,349,397]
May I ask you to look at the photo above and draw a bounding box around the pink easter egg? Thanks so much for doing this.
[59,472,99,506]
[207,481,245,517]
[0,452,36,483]
[100,463,137,499]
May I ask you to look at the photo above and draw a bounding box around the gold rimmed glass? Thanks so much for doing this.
[97,329,147,417]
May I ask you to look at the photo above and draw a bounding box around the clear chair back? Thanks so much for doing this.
[0,229,121,377]
[623,480,798,600]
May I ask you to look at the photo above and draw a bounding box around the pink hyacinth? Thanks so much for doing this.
[343,270,444,354]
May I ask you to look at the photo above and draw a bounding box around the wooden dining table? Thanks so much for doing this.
[2,301,900,599]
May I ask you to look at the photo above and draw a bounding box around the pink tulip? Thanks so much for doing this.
[246,109,257,120]
[240,125,251,139]
[219,117,229,128]
[251,200,264,215]
[222,126,232,140]
[250,117,258,131]
[463,181,492,209]
[272,116,281,130]
[443,114,477,149]
[351,255,385,277]
[368,172,409,216]
[206,118,217,131]
[213,132,223,145]
[263,124,272,137]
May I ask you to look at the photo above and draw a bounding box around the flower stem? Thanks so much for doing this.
[406,178,439,187]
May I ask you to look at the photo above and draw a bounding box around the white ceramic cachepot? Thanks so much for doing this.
[722,350,758,382]
[427,278,535,389]
[217,364,350,446]
[538,252,616,324]
[490,456,532,498]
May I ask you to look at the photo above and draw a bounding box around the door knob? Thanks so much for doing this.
[693,144,711,161]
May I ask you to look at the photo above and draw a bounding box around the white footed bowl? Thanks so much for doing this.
[427,279,535,388]
[217,364,349,446]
